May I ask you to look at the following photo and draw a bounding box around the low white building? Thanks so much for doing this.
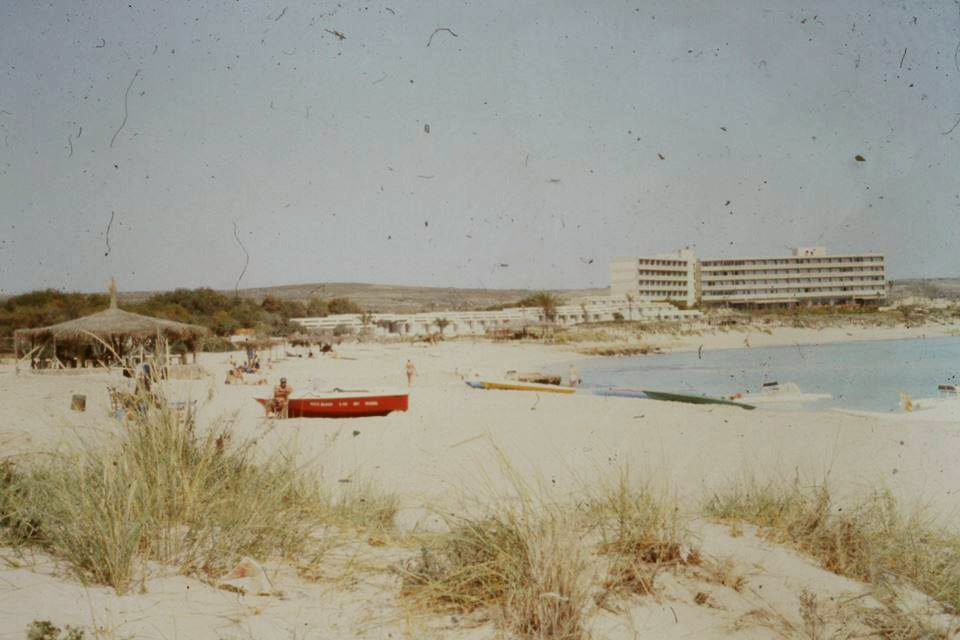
[291,296,701,337]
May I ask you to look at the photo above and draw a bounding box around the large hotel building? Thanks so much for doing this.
[611,247,886,307]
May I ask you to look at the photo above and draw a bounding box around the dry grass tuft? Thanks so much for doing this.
[399,452,592,640]
[585,468,698,612]
[694,555,748,592]
[588,468,698,567]
[401,509,591,639]
[704,477,960,614]
[857,595,958,639]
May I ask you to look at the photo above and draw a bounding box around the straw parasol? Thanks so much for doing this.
[14,279,208,367]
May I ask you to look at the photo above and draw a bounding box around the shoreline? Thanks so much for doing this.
[549,319,960,359]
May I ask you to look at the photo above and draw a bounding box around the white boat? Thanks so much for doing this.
[731,381,831,405]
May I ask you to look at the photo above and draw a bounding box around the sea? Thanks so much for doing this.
[567,335,960,412]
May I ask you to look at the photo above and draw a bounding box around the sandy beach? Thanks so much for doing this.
[1,323,958,639]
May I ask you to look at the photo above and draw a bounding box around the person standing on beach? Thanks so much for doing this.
[405,359,416,386]
[567,365,580,387]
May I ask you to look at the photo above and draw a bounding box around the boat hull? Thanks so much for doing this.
[256,392,408,418]
[642,389,755,410]
[465,380,576,394]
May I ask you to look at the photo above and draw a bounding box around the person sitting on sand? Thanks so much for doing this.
[270,377,293,417]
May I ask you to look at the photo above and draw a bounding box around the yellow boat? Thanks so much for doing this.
[466,380,576,394]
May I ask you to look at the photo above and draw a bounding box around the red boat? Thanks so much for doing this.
[256,388,409,418]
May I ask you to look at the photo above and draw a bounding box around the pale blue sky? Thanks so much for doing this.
[1,0,958,295]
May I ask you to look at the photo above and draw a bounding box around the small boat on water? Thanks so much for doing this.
[465,380,577,394]
[255,389,409,418]
[642,389,755,410]
[732,381,831,405]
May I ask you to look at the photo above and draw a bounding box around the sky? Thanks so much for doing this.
[1,0,959,296]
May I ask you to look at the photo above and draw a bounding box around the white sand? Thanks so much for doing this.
[1,325,958,639]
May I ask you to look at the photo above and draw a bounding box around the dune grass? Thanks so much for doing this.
[584,468,695,563]
[402,509,591,639]
[0,386,397,593]
[398,462,700,638]
[704,477,960,614]
[582,468,699,610]
[399,453,593,640]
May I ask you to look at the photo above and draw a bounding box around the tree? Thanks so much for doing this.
[306,297,329,317]
[260,295,284,313]
[529,292,560,323]
[434,317,451,336]
[625,293,635,321]
[327,297,362,315]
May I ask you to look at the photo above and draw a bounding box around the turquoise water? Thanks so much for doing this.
[569,336,960,412]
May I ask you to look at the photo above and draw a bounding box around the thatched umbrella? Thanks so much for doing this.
[14,284,207,367]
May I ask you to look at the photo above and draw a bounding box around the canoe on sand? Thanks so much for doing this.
[465,380,576,394]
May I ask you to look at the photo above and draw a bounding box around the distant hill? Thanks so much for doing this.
[888,279,960,300]
[12,278,957,312]
[115,282,609,313]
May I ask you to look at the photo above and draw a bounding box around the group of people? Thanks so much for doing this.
[225,357,266,385]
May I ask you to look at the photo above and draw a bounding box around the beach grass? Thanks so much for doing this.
[399,452,592,639]
[704,476,960,614]
[402,510,590,639]
[0,387,398,593]
[585,467,697,566]
[583,467,699,611]
[398,461,702,638]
